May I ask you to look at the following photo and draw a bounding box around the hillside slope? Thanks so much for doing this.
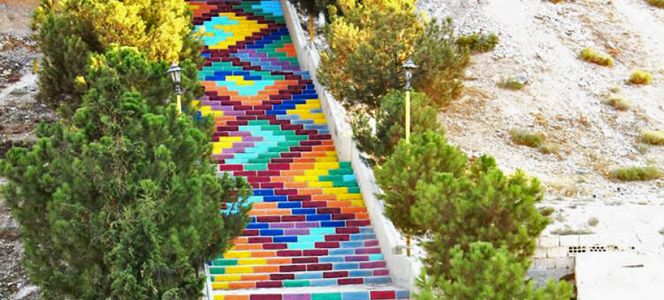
[421,0,664,247]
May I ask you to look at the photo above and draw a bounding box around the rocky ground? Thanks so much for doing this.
[0,0,49,299]
[420,0,664,252]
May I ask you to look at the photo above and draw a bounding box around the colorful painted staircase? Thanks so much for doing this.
[189,1,409,299]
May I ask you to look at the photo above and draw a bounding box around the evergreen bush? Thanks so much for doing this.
[0,48,250,299]
[351,91,443,166]
[412,156,548,279]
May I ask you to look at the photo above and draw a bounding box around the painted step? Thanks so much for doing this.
[210,253,382,267]
[211,289,410,300]
[212,275,392,290]
[210,259,387,276]
[211,268,390,282]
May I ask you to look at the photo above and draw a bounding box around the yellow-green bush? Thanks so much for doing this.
[579,48,613,67]
[641,130,664,145]
[628,70,653,85]
[33,0,198,115]
[318,0,469,112]
[609,166,663,181]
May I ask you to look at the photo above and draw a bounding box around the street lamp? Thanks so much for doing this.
[402,59,418,143]
[167,62,183,115]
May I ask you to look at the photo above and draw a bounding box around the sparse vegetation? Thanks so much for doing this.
[628,69,653,85]
[510,129,545,148]
[659,228,664,235]
[647,0,664,8]
[579,48,613,66]
[539,206,556,217]
[588,217,599,227]
[609,166,663,181]
[456,33,500,53]
[605,95,631,111]
[509,129,559,155]
[551,227,593,235]
[640,130,664,146]
[498,77,526,90]
[636,144,650,154]
[538,143,561,155]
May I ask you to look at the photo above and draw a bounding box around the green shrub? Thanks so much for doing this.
[609,166,663,181]
[0,48,250,299]
[605,96,631,111]
[415,242,573,300]
[647,0,664,8]
[510,129,545,148]
[351,91,444,166]
[579,48,613,66]
[628,69,653,85]
[640,130,664,145]
[412,156,548,279]
[456,33,500,53]
[375,131,468,254]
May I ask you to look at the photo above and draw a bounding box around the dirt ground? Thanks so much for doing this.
[0,1,48,299]
[421,0,664,251]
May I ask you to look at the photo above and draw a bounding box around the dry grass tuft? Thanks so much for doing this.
[628,69,653,85]
[579,48,613,66]
[640,130,664,146]
[605,96,630,111]
[510,129,544,148]
[609,166,663,181]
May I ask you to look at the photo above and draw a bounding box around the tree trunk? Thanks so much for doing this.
[406,234,411,257]
[308,12,315,43]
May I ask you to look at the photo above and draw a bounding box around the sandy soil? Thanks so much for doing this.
[0,1,45,299]
[420,0,664,250]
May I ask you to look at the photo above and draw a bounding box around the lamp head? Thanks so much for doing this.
[167,62,182,84]
[403,59,418,89]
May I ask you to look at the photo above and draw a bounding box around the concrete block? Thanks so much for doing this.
[559,235,580,247]
[555,257,575,270]
[534,247,548,258]
[547,247,568,258]
[532,257,557,270]
[538,235,560,247]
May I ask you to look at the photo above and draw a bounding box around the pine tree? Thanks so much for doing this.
[317,0,469,114]
[374,131,467,254]
[412,156,549,279]
[351,90,443,166]
[0,47,250,299]
[32,0,199,116]
[415,242,573,300]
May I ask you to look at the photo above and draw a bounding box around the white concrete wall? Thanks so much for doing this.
[279,0,420,289]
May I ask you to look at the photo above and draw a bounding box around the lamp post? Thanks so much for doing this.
[402,58,417,257]
[402,59,417,143]
[167,62,183,115]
